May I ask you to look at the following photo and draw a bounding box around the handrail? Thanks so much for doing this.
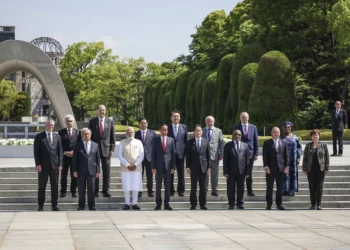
[0,124,45,139]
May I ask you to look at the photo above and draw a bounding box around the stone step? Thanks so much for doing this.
[0,200,349,211]
[1,165,350,172]
[0,175,349,184]
[1,182,350,190]
[0,194,350,203]
[0,188,348,196]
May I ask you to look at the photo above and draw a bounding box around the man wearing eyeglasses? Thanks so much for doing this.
[58,114,82,198]
[223,130,250,210]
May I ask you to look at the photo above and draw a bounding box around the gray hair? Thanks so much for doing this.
[205,116,215,122]
[45,119,55,125]
[64,114,74,121]
[240,112,249,118]
[81,128,92,135]
[126,127,135,133]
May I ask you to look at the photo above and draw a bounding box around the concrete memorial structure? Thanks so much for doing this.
[0,40,75,128]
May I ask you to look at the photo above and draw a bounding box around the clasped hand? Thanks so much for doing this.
[127,165,136,171]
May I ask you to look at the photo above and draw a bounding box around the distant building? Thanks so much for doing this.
[0,26,16,82]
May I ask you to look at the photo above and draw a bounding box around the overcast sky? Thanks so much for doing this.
[1,0,240,63]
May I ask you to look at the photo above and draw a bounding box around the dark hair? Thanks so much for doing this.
[171,110,181,116]
[193,124,202,130]
[139,118,147,123]
[310,129,320,137]
[160,124,168,129]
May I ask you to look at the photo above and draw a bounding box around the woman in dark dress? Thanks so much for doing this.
[302,129,330,210]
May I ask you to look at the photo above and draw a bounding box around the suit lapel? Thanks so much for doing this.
[232,142,237,156]
[43,132,50,148]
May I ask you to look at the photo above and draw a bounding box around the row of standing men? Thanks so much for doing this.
[34,105,317,211]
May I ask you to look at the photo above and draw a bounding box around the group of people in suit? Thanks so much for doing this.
[34,100,341,211]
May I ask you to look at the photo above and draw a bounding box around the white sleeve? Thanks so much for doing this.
[134,141,145,166]
[117,144,130,166]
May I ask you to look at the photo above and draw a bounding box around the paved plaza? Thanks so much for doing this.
[0,210,349,249]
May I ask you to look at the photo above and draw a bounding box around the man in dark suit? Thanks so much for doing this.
[186,125,210,210]
[202,116,224,196]
[331,101,347,156]
[152,124,176,210]
[223,130,250,210]
[58,114,82,198]
[72,128,100,211]
[167,110,188,196]
[34,119,63,211]
[233,112,259,196]
[263,127,290,210]
[88,105,115,197]
[135,118,156,197]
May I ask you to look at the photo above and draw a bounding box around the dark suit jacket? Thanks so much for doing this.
[167,123,188,159]
[263,139,290,172]
[58,128,82,152]
[88,117,115,157]
[233,123,259,159]
[151,136,176,172]
[332,109,347,132]
[72,140,100,177]
[34,131,63,171]
[135,129,156,162]
[223,141,250,176]
[185,138,210,174]
[302,142,330,172]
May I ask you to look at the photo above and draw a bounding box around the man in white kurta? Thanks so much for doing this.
[117,127,144,210]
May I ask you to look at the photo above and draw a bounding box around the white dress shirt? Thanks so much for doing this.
[84,141,91,155]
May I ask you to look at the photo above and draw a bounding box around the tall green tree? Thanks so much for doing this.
[200,72,217,125]
[0,80,18,121]
[249,51,295,131]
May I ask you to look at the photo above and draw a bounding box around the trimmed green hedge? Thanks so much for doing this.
[293,129,350,141]
[176,71,191,124]
[200,72,217,125]
[223,135,271,147]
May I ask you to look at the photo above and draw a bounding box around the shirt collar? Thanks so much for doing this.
[207,126,213,130]
[84,140,91,145]
[242,123,249,127]
[172,124,179,128]
[141,129,147,133]
[99,117,105,122]
[161,136,167,139]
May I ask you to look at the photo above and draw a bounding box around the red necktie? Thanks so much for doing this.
[162,137,166,152]
[244,125,248,137]
[68,129,71,140]
[99,119,104,137]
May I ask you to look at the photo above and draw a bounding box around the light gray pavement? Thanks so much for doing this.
[0,210,348,249]
[1,144,349,168]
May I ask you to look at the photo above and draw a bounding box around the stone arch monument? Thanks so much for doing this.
[0,40,75,128]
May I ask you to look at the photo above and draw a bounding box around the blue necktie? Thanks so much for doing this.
[197,139,201,152]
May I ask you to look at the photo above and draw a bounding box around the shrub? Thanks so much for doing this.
[200,72,217,125]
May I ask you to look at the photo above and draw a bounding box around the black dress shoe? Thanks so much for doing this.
[77,207,84,211]
[339,154,343,156]
[178,193,184,197]
[72,193,77,198]
[310,206,316,210]
[38,207,43,212]
[52,206,60,211]
[132,204,141,210]
[154,205,161,210]
[60,193,66,198]
[331,154,337,156]
[237,205,244,210]
[228,206,234,210]
[164,205,173,210]
[138,192,142,198]
[200,206,208,210]
[122,204,130,210]
[190,206,196,210]
[170,192,175,197]
[266,206,272,210]
[103,191,111,197]
[95,193,99,198]
[89,207,96,211]
[211,192,219,197]
[317,206,322,210]
[148,193,154,197]
[247,193,255,197]
[277,205,285,210]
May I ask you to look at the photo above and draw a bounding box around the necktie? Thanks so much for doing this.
[197,139,201,152]
[68,129,71,140]
[174,126,178,138]
[336,110,339,118]
[236,141,239,151]
[208,128,212,141]
[48,133,52,146]
[85,142,90,155]
[162,137,166,152]
[142,131,146,142]
[244,125,248,137]
[99,119,104,137]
